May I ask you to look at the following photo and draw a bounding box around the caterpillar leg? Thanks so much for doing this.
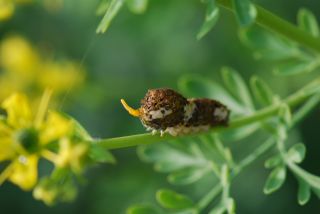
[160,130,165,137]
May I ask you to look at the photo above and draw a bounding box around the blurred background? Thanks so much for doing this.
[0,0,320,213]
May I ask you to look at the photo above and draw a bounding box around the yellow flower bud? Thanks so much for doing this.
[0,0,14,21]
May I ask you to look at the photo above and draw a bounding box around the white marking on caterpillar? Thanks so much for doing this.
[183,102,196,122]
[214,107,228,121]
[146,107,173,121]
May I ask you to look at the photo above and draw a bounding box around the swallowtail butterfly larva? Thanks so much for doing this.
[121,88,230,136]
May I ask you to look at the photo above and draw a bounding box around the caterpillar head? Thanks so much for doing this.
[121,88,187,130]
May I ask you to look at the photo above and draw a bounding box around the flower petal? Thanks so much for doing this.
[40,111,72,144]
[9,155,38,190]
[0,137,15,161]
[55,138,88,173]
[2,93,32,128]
[0,35,39,75]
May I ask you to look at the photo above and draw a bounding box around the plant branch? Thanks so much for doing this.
[216,0,320,53]
[93,78,320,150]
[195,92,320,211]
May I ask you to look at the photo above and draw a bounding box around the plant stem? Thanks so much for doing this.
[196,93,320,211]
[93,78,320,150]
[234,138,275,174]
[197,185,223,210]
[216,0,320,53]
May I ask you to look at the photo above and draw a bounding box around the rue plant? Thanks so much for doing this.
[1,0,320,213]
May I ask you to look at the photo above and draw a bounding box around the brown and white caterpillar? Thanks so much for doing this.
[121,88,230,136]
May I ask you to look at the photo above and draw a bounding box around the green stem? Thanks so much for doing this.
[197,185,223,210]
[234,137,275,174]
[216,0,320,52]
[93,78,320,150]
[196,93,320,211]
[196,138,276,212]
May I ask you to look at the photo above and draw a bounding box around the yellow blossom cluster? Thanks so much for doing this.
[0,35,85,105]
[0,34,113,206]
[0,90,91,205]
[0,0,65,21]
[0,0,32,21]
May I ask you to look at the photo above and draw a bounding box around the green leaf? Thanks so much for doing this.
[220,124,259,141]
[297,179,311,206]
[96,0,124,33]
[138,144,205,173]
[297,8,319,37]
[288,164,320,192]
[232,0,257,26]
[156,189,194,210]
[264,155,282,169]
[221,67,254,109]
[225,198,236,214]
[126,204,159,214]
[63,113,93,140]
[96,0,111,16]
[126,0,148,14]
[239,27,299,60]
[89,144,116,163]
[276,124,288,141]
[221,164,229,187]
[264,166,286,194]
[197,0,220,40]
[168,167,209,185]
[178,74,249,115]
[274,59,319,76]
[278,103,292,127]
[250,76,275,106]
[287,143,306,164]
[209,204,226,214]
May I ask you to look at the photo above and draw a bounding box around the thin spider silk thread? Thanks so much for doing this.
[57,32,98,111]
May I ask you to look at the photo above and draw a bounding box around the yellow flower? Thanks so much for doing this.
[0,0,33,21]
[0,75,25,101]
[38,61,85,93]
[55,138,88,174]
[33,172,77,206]
[0,0,14,21]
[0,90,73,190]
[0,35,40,76]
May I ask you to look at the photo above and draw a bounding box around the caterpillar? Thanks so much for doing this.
[121,88,230,136]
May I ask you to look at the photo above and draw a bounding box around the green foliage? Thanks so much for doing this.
[239,10,320,76]
[89,144,116,164]
[127,204,159,214]
[297,8,319,37]
[3,0,320,212]
[297,179,311,205]
[249,76,277,106]
[137,136,224,185]
[197,0,220,40]
[69,115,116,164]
[156,189,194,210]
[96,0,149,33]
[287,143,306,164]
[127,0,148,14]
[221,67,254,110]
[96,0,124,33]
[121,63,320,212]
[261,114,320,205]
[232,0,256,26]
[263,166,286,194]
